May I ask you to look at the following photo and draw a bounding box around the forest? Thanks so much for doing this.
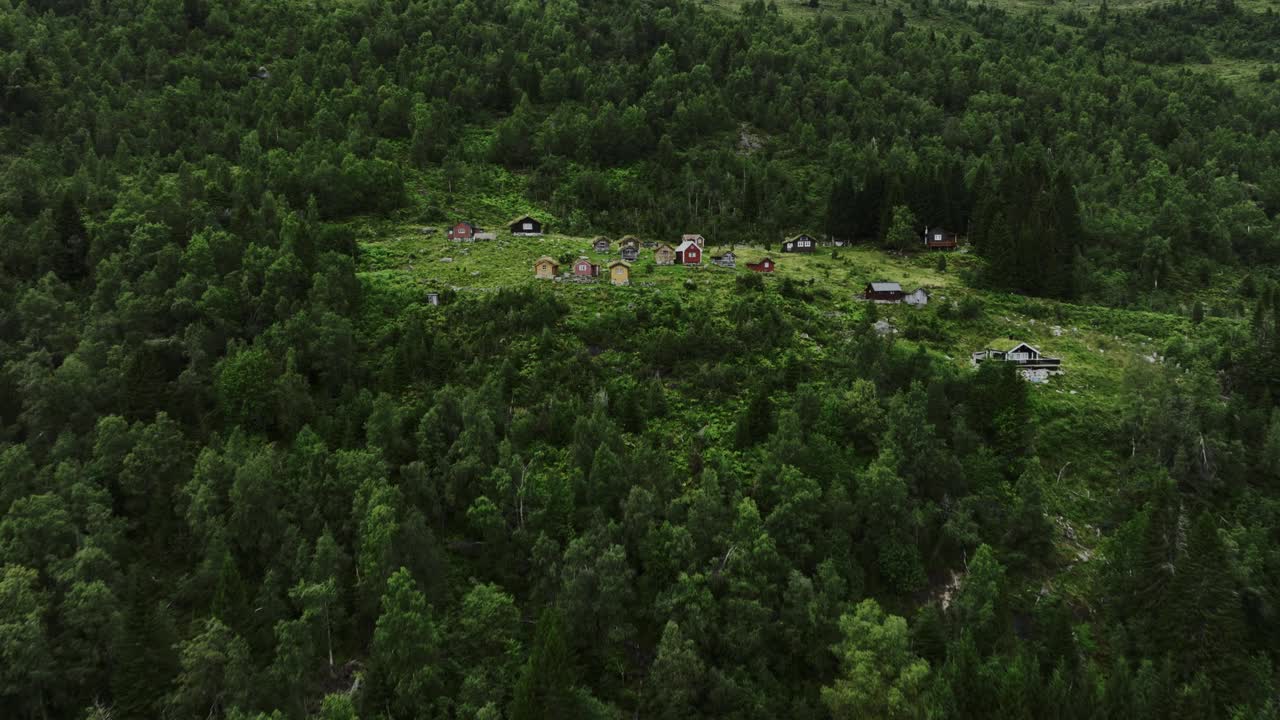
[2,0,1280,718]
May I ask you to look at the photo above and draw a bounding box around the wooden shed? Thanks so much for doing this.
[447,222,476,241]
[654,243,676,266]
[675,240,702,265]
[593,236,611,253]
[904,288,929,306]
[923,227,959,250]
[747,257,776,273]
[621,246,639,262]
[864,281,905,302]
[608,260,631,286]
[573,257,600,277]
[508,214,544,236]
[534,256,559,280]
[711,251,736,268]
[682,233,706,248]
[619,235,641,250]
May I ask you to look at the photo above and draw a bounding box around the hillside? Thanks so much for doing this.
[3,0,1280,719]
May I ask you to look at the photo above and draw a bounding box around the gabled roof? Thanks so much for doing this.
[534,256,558,266]
[619,235,640,244]
[786,233,814,242]
[593,236,611,243]
[682,233,705,241]
[1007,342,1041,355]
[675,240,699,252]
[869,282,903,292]
[608,259,631,268]
[508,214,540,228]
[654,242,674,252]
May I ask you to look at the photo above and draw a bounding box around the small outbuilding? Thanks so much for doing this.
[682,234,706,248]
[573,257,600,277]
[864,282,905,302]
[621,246,639,262]
[593,237,611,253]
[781,234,817,253]
[923,227,959,250]
[711,251,736,268]
[746,257,776,273]
[425,292,440,306]
[508,215,544,236]
[609,260,631,286]
[474,231,497,241]
[534,256,559,280]
[619,236,641,251]
[904,288,929,306]
[675,240,702,265]
[447,222,477,241]
[654,243,676,266]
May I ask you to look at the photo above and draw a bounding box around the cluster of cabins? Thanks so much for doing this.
[531,233,777,285]
[779,228,962,253]
[447,217,962,253]
[437,216,1057,382]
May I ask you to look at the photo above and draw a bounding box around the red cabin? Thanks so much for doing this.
[447,221,476,241]
[573,257,600,277]
[747,257,776,273]
[675,240,702,265]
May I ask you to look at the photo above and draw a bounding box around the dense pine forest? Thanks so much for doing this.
[3,0,1280,718]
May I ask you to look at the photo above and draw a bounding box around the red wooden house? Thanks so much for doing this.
[446,221,476,241]
[675,239,702,265]
[747,257,776,273]
[573,257,600,277]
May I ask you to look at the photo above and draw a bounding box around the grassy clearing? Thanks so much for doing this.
[355,217,1234,573]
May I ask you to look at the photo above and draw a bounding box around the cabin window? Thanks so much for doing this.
[523,222,533,230]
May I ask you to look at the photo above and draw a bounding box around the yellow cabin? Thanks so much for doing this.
[534,256,559,279]
[608,260,631,286]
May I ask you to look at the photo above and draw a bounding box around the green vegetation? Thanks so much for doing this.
[2,0,1280,719]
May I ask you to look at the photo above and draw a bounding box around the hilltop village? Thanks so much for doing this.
[425,214,1063,381]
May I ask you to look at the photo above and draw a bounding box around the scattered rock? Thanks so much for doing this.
[440,257,453,263]
[470,271,481,277]
[419,226,436,234]
[873,319,896,336]
[1051,325,1064,337]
